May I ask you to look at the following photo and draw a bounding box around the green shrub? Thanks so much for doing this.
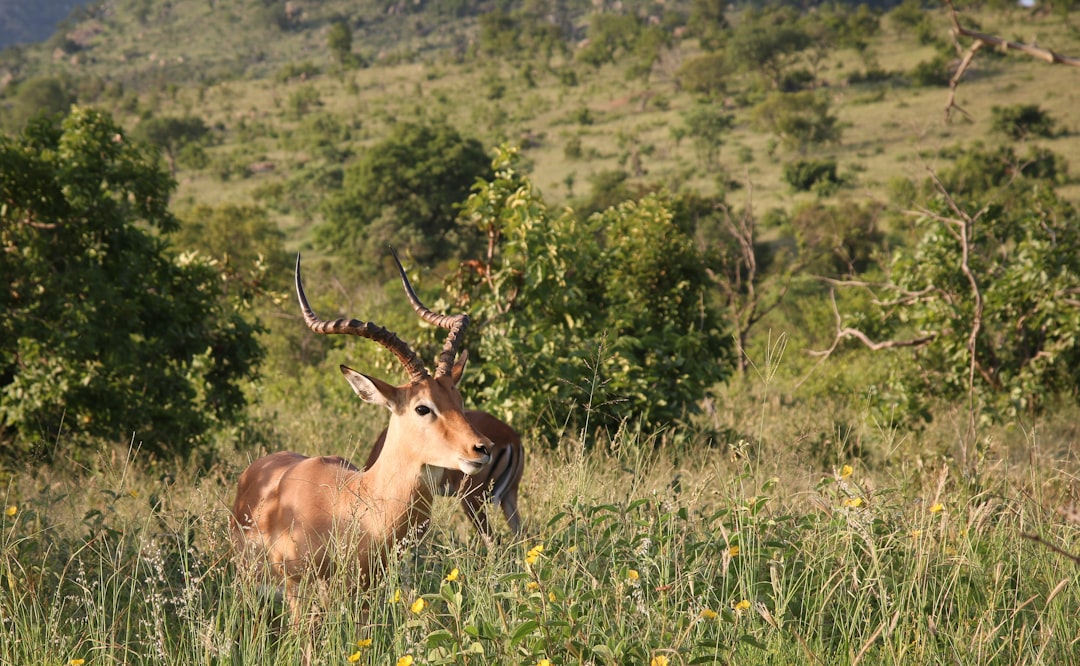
[442,147,732,440]
[990,104,1057,140]
[782,158,839,192]
[909,54,950,87]
[677,52,729,97]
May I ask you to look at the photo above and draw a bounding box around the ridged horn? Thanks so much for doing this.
[295,253,429,383]
[389,247,471,378]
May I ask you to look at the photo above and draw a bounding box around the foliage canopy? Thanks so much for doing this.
[0,108,263,458]
[847,145,1080,422]
[437,147,732,440]
[318,120,489,270]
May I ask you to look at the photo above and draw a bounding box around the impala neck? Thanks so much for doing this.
[355,437,436,541]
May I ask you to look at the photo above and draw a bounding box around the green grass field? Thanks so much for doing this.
[3,376,1078,665]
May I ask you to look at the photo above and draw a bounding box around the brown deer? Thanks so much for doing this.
[367,409,524,539]
[231,251,491,616]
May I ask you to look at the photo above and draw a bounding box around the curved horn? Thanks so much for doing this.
[389,248,471,378]
[295,254,429,383]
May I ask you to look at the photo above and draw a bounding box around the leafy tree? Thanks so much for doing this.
[576,169,645,220]
[436,147,731,441]
[888,0,937,44]
[476,6,569,63]
[327,20,353,65]
[689,0,730,52]
[0,108,263,458]
[174,203,290,294]
[626,24,672,80]
[677,52,730,97]
[478,9,520,57]
[1,76,75,132]
[909,54,951,87]
[787,200,885,278]
[782,158,839,193]
[726,7,810,89]
[577,12,642,68]
[798,6,869,87]
[131,115,209,176]
[681,102,733,170]
[318,120,489,270]
[812,3,881,53]
[822,145,1080,435]
[752,91,841,153]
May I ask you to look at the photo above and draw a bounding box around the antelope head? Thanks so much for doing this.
[294,249,492,478]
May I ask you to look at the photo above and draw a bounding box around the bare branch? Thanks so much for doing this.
[945,39,981,124]
[944,0,1080,123]
[807,289,936,358]
[795,288,935,390]
[946,0,1080,67]
[815,275,939,308]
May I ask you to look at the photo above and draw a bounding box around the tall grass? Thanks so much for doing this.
[2,391,1077,665]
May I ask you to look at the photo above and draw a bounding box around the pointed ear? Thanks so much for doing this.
[450,349,468,385]
[340,365,396,409]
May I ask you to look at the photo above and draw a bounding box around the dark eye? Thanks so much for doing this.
[415,405,432,416]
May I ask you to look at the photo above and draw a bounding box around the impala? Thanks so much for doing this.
[231,251,492,616]
[367,409,524,539]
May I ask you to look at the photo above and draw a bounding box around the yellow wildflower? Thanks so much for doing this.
[392,589,401,603]
[700,608,718,620]
[734,599,751,612]
[728,545,740,557]
[69,660,85,666]
[396,656,414,666]
[911,529,923,539]
[445,567,460,582]
[537,660,552,666]
[548,591,556,602]
[5,505,16,518]
[929,502,944,514]
[627,569,640,581]
[526,581,540,591]
[410,597,426,614]
[841,464,854,478]
[843,497,863,508]
[356,638,372,648]
[525,544,544,565]
[651,656,670,666]
[348,651,361,663]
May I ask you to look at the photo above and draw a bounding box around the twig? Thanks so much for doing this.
[943,0,1080,122]
[796,288,935,390]
[808,289,936,358]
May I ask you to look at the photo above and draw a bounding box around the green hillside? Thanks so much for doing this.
[5,1,1079,236]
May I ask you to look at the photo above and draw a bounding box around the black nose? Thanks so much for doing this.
[474,443,490,457]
